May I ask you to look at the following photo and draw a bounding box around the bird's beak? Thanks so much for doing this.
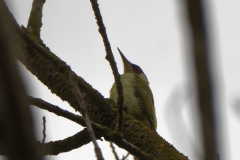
[117,48,133,73]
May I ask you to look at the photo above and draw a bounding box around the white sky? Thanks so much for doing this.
[3,0,240,160]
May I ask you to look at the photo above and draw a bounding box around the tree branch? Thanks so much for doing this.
[110,142,119,160]
[3,2,188,159]
[28,97,155,159]
[41,116,46,154]
[38,129,97,156]
[18,26,186,159]
[27,0,46,38]
[0,1,42,159]
[28,96,186,159]
[69,74,104,160]
[28,96,86,126]
[184,1,217,160]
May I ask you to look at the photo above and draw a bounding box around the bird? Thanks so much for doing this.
[109,48,157,130]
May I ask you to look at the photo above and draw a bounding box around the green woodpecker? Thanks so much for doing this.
[110,48,157,130]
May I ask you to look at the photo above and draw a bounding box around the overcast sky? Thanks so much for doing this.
[4,0,240,160]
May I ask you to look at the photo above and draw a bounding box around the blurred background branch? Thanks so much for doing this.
[184,0,218,159]
[0,1,42,159]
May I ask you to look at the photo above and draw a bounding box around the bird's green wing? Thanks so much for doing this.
[135,75,157,129]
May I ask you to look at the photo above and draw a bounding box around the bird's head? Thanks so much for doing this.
[117,48,149,82]
[117,47,143,74]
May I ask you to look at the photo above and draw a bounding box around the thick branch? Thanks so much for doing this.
[3,2,188,159]
[19,20,186,160]
[29,97,186,159]
[19,21,185,160]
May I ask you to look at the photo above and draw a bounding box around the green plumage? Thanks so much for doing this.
[109,48,157,130]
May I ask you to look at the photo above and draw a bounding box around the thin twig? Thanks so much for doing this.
[69,74,104,160]
[110,142,119,160]
[122,152,130,160]
[89,0,124,131]
[42,116,46,154]
[42,116,46,144]
[28,96,86,125]
[110,138,157,160]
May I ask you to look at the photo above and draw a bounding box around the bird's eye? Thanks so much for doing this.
[132,64,143,74]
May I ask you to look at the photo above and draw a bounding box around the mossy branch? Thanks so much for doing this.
[27,0,46,39]
[2,1,188,159]
[28,96,158,159]
[17,16,187,160]
[37,129,97,156]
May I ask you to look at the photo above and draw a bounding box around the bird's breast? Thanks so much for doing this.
[110,73,143,118]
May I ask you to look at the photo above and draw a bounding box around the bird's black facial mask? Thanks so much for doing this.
[131,64,143,75]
